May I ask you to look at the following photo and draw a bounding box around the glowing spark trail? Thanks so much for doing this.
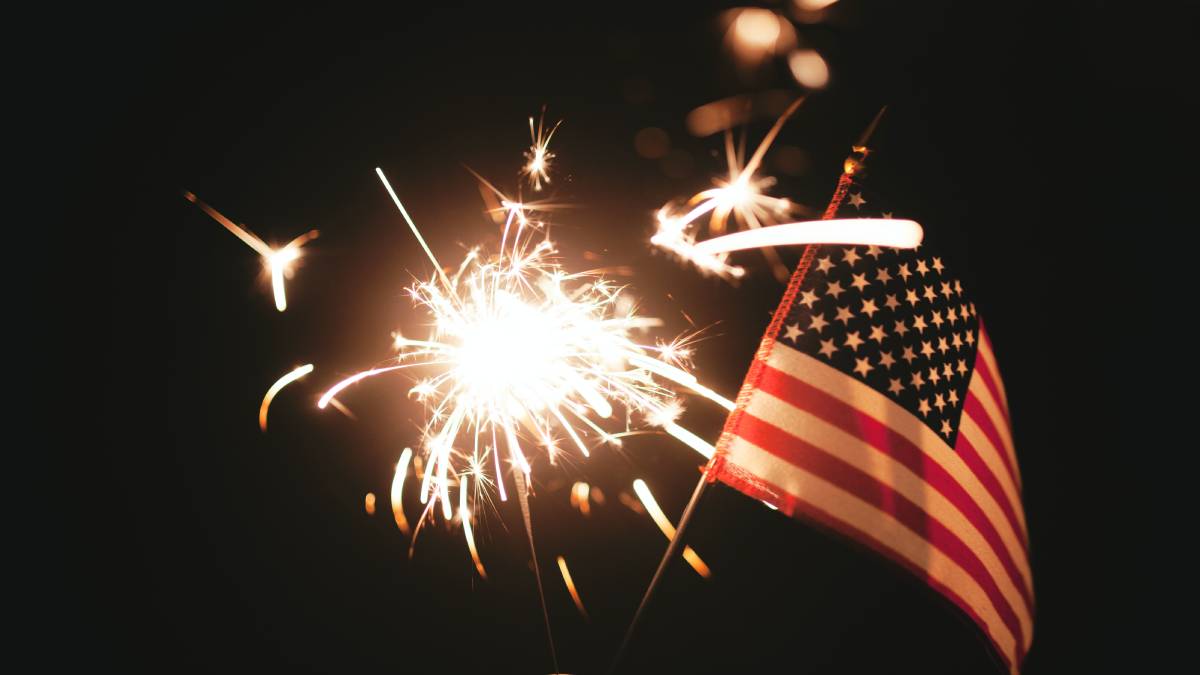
[522,109,561,191]
[557,555,589,620]
[390,448,413,535]
[692,218,924,255]
[259,364,314,432]
[632,479,712,578]
[459,475,488,579]
[184,192,318,311]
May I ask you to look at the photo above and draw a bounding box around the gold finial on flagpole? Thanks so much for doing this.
[845,105,888,175]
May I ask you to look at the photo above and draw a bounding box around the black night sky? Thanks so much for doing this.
[69,2,1170,673]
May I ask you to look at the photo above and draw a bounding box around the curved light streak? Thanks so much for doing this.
[692,218,924,256]
[259,364,314,432]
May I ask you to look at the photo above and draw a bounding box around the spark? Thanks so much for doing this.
[652,99,922,282]
[632,479,712,578]
[391,447,413,535]
[364,492,377,515]
[184,192,318,311]
[460,475,488,579]
[326,397,357,420]
[556,555,589,620]
[318,169,734,570]
[570,481,592,516]
[651,97,807,282]
[522,108,562,192]
[259,364,314,432]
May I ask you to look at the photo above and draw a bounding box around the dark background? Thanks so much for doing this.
[67,1,1171,672]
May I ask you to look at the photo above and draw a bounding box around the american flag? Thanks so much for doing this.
[709,160,1034,671]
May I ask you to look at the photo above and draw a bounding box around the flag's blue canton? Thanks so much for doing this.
[777,180,980,444]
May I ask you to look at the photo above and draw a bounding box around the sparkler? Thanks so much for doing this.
[184,192,318,311]
[319,169,735,528]
[522,108,561,191]
[652,100,925,280]
[651,97,807,282]
[312,162,737,663]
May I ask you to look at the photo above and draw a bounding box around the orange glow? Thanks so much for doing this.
[632,480,712,578]
[684,91,796,137]
[390,448,413,535]
[686,96,753,138]
[788,49,830,89]
[364,492,377,515]
[692,218,924,256]
[259,364,314,432]
[570,481,592,516]
[557,556,589,620]
[794,0,838,10]
[735,8,782,48]
[634,127,671,159]
[619,491,645,514]
[726,8,797,67]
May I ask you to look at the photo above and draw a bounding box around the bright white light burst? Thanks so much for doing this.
[320,170,732,529]
[651,97,806,282]
[522,109,562,192]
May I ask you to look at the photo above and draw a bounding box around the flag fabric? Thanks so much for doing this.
[709,162,1033,671]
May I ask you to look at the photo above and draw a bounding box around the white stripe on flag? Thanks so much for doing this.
[723,433,1020,666]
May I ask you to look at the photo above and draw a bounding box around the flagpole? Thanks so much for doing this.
[607,468,712,674]
[607,107,889,674]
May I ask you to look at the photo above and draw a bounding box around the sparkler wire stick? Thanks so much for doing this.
[610,107,890,673]
[608,468,711,675]
[513,469,559,674]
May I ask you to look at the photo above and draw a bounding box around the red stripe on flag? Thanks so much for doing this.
[711,458,1021,671]
[755,361,1031,559]
[733,410,1030,645]
[962,391,1022,503]
[711,173,856,462]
